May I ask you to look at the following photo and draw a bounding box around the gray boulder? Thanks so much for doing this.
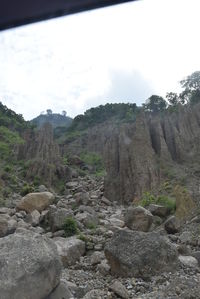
[75,211,98,228]
[104,230,178,278]
[74,192,90,205]
[178,255,198,268]
[49,207,73,232]
[0,214,17,237]
[83,290,105,299]
[109,280,129,299]
[164,216,180,234]
[26,209,41,226]
[66,181,79,189]
[124,206,153,232]
[0,231,62,299]
[47,279,74,299]
[192,251,200,266]
[148,204,170,217]
[53,236,85,266]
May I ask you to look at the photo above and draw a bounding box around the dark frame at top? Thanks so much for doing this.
[0,0,137,31]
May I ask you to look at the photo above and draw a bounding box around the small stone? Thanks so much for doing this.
[91,251,104,265]
[148,204,170,217]
[192,251,200,266]
[178,255,198,268]
[53,230,65,237]
[26,209,40,226]
[109,280,129,299]
[164,216,180,234]
[97,259,110,275]
[47,279,74,299]
[66,181,78,189]
[0,214,17,237]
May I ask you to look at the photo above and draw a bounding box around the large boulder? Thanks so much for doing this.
[16,192,55,213]
[53,236,85,267]
[104,230,178,278]
[0,231,62,299]
[124,206,153,232]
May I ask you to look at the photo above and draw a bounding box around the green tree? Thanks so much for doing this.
[144,95,167,113]
[180,71,200,91]
[180,71,200,104]
[166,92,179,106]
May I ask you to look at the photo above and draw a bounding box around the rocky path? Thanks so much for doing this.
[0,175,200,298]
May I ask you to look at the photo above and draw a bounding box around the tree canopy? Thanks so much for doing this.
[144,95,167,113]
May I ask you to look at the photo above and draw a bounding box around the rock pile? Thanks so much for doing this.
[0,175,200,298]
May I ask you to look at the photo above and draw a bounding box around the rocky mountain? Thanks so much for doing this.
[1,96,200,298]
[63,103,200,206]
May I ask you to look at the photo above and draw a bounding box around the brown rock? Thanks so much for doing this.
[124,206,153,232]
[16,192,55,213]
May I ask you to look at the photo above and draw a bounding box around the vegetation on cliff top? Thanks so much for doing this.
[31,109,73,129]
[58,71,200,142]
[0,102,29,161]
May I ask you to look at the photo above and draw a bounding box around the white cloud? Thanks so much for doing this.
[0,0,200,119]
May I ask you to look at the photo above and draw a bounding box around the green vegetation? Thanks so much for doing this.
[78,233,88,242]
[58,130,86,143]
[143,95,167,113]
[63,217,78,237]
[68,103,139,132]
[139,192,176,213]
[0,102,35,199]
[0,126,24,160]
[143,71,200,113]
[80,151,105,177]
[86,222,97,230]
[20,184,34,196]
[0,101,27,131]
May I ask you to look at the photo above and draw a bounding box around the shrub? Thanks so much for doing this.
[63,217,78,237]
[156,195,176,213]
[86,222,97,230]
[3,165,12,172]
[78,233,88,242]
[139,192,176,213]
[80,151,105,176]
[20,184,34,196]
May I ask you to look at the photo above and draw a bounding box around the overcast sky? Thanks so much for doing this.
[0,0,200,120]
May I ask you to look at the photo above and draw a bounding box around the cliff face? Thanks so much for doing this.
[18,123,71,186]
[64,103,200,204]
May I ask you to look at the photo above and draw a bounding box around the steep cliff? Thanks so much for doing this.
[18,123,71,187]
[63,103,200,204]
